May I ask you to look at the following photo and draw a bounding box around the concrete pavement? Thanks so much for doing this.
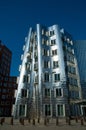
[0,117,86,130]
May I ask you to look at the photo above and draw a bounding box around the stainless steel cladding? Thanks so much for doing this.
[14,24,82,118]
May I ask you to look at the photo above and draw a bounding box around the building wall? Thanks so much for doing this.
[14,24,82,118]
[0,41,17,117]
[74,40,86,99]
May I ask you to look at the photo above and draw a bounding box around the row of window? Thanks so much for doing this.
[23,75,30,83]
[44,88,63,97]
[42,39,56,46]
[44,104,64,116]
[0,77,16,82]
[0,82,17,87]
[0,107,11,116]
[68,65,76,74]
[18,88,80,101]
[43,73,60,82]
[43,60,59,69]
[67,54,75,63]
[23,74,78,87]
[42,48,58,56]
[0,101,11,105]
[2,53,11,62]
[63,45,74,54]
[23,73,60,83]
[27,60,76,74]
[62,36,73,46]
[19,104,65,117]
[0,88,14,93]
[28,52,75,69]
[0,68,9,76]
[70,91,79,99]
[42,29,55,37]
[69,77,78,86]
[21,88,63,98]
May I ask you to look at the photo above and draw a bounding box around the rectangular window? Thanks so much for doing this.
[72,67,76,74]
[42,38,49,46]
[44,73,49,82]
[57,104,64,116]
[44,61,50,68]
[51,39,56,46]
[45,104,51,116]
[56,88,62,97]
[23,75,26,83]
[21,89,27,98]
[34,62,38,70]
[54,74,60,82]
[34,51,38,58]
[19,105,25,116]
[42,49,49,56]
[69,78,78,86]
[2,95,6,99]
[3,83,7,87]
[25,63,31,71]
[74,79,78,86]
[53,61,59,68]
[45,88,50,97]
[42,29,45,35]
[68,55,74,63]
[75,91,79,99]
[52,49,57,56]
[70,91,75,99]
[2,89,6,93]
[23,75,30,83]
[50,30,55,36]
[34,75,38,83]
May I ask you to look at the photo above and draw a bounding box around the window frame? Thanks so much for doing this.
[54,73,60,82]
[56,104,65,117]
[53,61,59,69]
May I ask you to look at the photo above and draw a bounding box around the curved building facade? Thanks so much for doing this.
[14,24,82,118]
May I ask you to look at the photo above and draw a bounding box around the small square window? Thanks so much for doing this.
[54,74,60,82]
[52,49,57,56]
[44,73,49,82]
[53,61,59,68]
[42,49,49,56]
[45,88,50,97]
[51,39,56,46]
[21,89,27,98]
[56,88,62,97]
[50,30,55,36]
[44,61,50,68]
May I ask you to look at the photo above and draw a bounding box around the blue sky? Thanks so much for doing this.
[0,0,86,76]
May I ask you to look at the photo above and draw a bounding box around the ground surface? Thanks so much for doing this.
[0,117,86,130]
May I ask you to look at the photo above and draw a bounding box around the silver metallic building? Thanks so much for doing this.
[14,24,82,119]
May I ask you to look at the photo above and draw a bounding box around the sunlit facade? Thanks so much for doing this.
[14,24,82,118]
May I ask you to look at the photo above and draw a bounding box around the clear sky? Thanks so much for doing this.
[0,0,86,76]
